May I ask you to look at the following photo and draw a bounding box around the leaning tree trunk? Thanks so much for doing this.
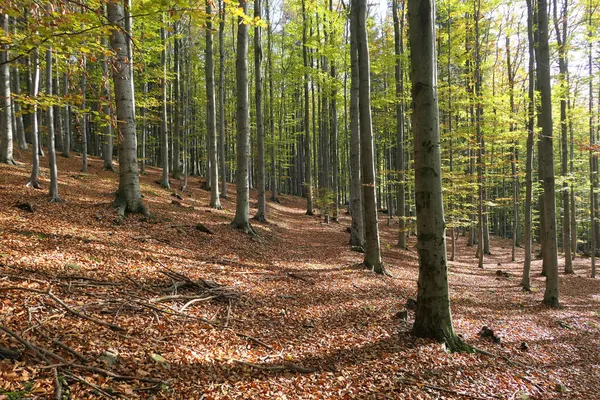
[231,0,254,234]
[27,49,41,188]
[348,8,364,247]
[107,1,146,216]
[206,1,221,209]
[254,0,267,222]
[354,0,384,274]
[537,0,559,306]
[0,14,15,165]
[409,0,465,351]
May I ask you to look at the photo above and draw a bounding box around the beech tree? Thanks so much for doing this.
[231,0,254,234]
[107,1,146,216]
[0,13,15,165]
[409,0,464,350]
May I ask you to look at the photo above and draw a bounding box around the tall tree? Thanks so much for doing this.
[26,49,41,189]
[409,0,464,350]
[348,5,364,247]
[206,1,222,209]
[0,13,15,165]
[46,47,60,202]
[218,0,227,199]
[553,0,573,273]
[102,31,115,172]
[302,0,314,216]
[254,0,267,222]
[108,0,146,216]
[537,0,559,306]
[160,23,170,189]
[231,0,255,234]
[393,0,407,249]
[354,0,384,273]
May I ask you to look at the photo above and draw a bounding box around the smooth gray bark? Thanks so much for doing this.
[409,0,464,351]
[522,0,535,290]
[101,33,114,172]
[160,24,170,189]
[46,48,59,202]
[349,7,364,247]
[27,49,40,189]
[302,0,314,215]
[218,0,227,199]
[206,1,221,209]
[355,0,383,273]
[231,0,254,234]
[0,14,15,165]
[393,0,406,249]
[254,0,267,222]
[537,0,559,306]
[80,53,87,172]
[108,2,146,216]
[62,71,70,158]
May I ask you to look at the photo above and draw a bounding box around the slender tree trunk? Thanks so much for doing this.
[80,52,87,172]
[102,31,114,172]
[46,48,59,202]
[409,0,464,351]
[108,2,146,216]
[537,0,559,306]
[231,0,254,234]
[172,22,181,180]
[0,14,15,165]
[27,49,40,188]
[160,24,170,189]
[355,0,384,273]
[206,1,221,209]
[218,0,227,198]
[302,0,314,215]
[393,0,407,249]
[254,0,267,222]
[12,48,26,150]
[589,6,596,278]
[62,71,70,158]
[522,0,535,290]
[553,0,573,273]
[267,0,278,203]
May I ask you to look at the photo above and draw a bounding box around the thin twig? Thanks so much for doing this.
[228,358,315,373]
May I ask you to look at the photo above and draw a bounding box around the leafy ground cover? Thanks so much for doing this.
[1,151,599,399]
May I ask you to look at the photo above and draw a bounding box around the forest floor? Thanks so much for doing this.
[1,151,599,400]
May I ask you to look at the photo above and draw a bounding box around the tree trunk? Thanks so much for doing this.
[522,0,535,290]
[218,0,227,199]
[409,0,464,351]
[206,1,222,209]
[393,0,407,249]
[553,0,572,273]
[254,0,267,222]
[101,30,114,172]
[348,3,364,247]
[27,49,40,188]
[80,52,87,172]
[302,0,314,215]
[355,0,383,273]
[0,14,15,165]
[108,1,146,216]
[231,0,254,234]
[46,48,59,202]
[537,0,559,306]
[62,71,70,158]
[160,24,170,189]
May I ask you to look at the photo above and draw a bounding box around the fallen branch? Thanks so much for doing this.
[0,286,125,331]
[63,372,116,399]
[286,271,313,284]
[179,296,219,312]
[228,358,315,374]
[233,332,274,350]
